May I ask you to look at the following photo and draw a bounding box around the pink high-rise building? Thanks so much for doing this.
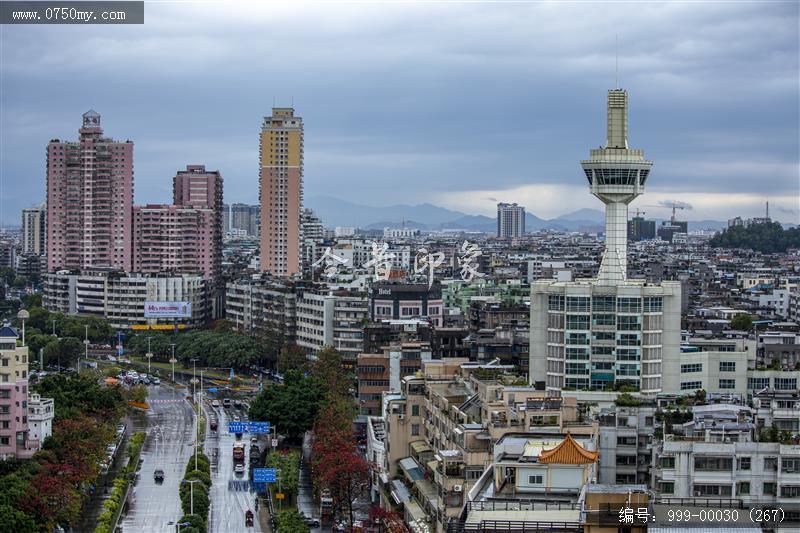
[0,326,39,460]
[132,165,222,282]
[46,110,133,272]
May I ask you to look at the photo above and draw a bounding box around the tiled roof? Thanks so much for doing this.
[538,433,598,465]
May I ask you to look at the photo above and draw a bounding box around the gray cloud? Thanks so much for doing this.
[0,1,797,225]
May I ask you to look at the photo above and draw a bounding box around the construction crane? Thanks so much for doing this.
[632,209,646,218]
[645,202,686,223]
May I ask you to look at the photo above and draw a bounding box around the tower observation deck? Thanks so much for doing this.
[580,89,652,285]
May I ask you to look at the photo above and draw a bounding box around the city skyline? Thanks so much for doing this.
[1,1,798,227]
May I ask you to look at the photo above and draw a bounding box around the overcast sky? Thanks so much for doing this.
[1,0,798,226]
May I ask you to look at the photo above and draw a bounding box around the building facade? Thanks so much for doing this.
[47,111,133,272]
[497,203,525,238]
[259,108,303,276]
[21,204,46,256]
[0,327,44,460]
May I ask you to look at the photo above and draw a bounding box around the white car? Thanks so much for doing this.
[234,463,245,474]
[233,415,240,422]
[211,400,220,408]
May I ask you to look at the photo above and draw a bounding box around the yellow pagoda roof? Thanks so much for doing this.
[538,433,598,465]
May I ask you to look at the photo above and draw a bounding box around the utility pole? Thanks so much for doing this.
[169,344,177,382]
[81,324,89,371]
[51,319,56,337]
[191,358,199,471]
[146,336,153,373]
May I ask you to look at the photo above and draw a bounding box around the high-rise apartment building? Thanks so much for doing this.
[132,165,222,282]
[259,108,303,277]
[223,203,260,236]
[21,204,46,256]
[530,89,681,396]
[497,202,525,238]
[46,110,133,272]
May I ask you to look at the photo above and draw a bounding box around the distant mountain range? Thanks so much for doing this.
[305,196,731,233]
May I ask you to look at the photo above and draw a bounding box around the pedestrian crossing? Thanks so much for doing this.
[148,399,184,404]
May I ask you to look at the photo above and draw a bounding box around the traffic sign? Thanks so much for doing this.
[271,438,278,448]
[275,492,284,500]
[249,421,270,434]
[253,468,277,483]
[228,421,248,434]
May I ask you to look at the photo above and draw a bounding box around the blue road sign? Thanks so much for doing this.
[228,421,248,433]
[207,387,218,394]
[252,468,276,483]
[249,421,270,434]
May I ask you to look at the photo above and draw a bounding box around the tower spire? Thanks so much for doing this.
[615,34,619,89]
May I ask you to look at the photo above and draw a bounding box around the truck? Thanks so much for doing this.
[233,442,245,462]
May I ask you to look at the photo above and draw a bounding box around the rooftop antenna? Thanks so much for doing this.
[291,95,294,108]
[272,96,276,108]
[615,34,619,89]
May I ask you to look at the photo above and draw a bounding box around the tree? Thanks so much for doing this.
[248,370,323,441]
[731,313,753,331]
[42,337,83,369]
[312,397,370,527]
[312,346,352,399]
[709,221,800,254]
[128,384,149,404]
[277,344,306,373]
[176,514,205,533]
[275,509,310,533]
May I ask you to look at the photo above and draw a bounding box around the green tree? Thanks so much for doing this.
[312,346,352,399]
[277,344,306,373]
[731,313,753,331]
[42,337,83,369]
[275,509,310,533]
[128,384,149,404]
[176,514,205,533]
[249,370,323,441]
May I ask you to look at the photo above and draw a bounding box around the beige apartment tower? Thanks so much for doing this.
[259,108,303,277]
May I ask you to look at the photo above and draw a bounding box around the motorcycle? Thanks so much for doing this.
[245,509,254,528]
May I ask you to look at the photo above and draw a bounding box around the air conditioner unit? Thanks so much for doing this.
[453,484,463,492]
[398,414,405,420]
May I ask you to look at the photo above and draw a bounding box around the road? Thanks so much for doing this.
[121,383,195,532]
[207,402,263,533]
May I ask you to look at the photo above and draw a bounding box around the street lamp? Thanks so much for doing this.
[51,319,56,337]
[190,358,199,471]
[82,324,89,371]
[181,479,201,515]
[169,344,177,382]
[176,521,191,532]
[16,310,29,346]
[146,336,153,373]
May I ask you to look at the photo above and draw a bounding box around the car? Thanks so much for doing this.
[222,398,232,408]
[301,514,321,528]
[233,415,240,422]
[234,463,245,475]
[152,378,160,385]
[154,469,164,483]
[250,436,258,444]
[140,376,150,385]
[212,400,220,408]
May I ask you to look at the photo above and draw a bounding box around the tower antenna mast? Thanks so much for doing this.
[615,34,619,89]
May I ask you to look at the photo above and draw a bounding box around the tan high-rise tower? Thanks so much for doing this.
[259,108,303,276]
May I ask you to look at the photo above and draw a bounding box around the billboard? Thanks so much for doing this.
[144,301,192,318]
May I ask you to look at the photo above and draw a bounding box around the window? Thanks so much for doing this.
[528,475,543,484]
[411,405,420,417]
[566,362,589,375]
[693,484,732,497]
[411,424,419,436]
[738,457,751,470]
[780,486,800,498]
[763,482,776,496]
[566,297,590,312]
[566,347,589,360]
[694,457,733,471]
[566,315,590,330]
[782,458,800,473]
[548,295,565,311]
[592,314,615,326]
[617,315,641,331]
[738,482,750,495]
[775,378,797,390]
[617,298,642,313]
[681,381,702,391]
[681,363,703,373]
[719,361,736,372]
[660,456,675,469]
[592,296,616,312]
[660,482,674,494]
[644,297,663,312]
[764,457,778,471]
[748,377,770,390]
[719,379,736,389]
